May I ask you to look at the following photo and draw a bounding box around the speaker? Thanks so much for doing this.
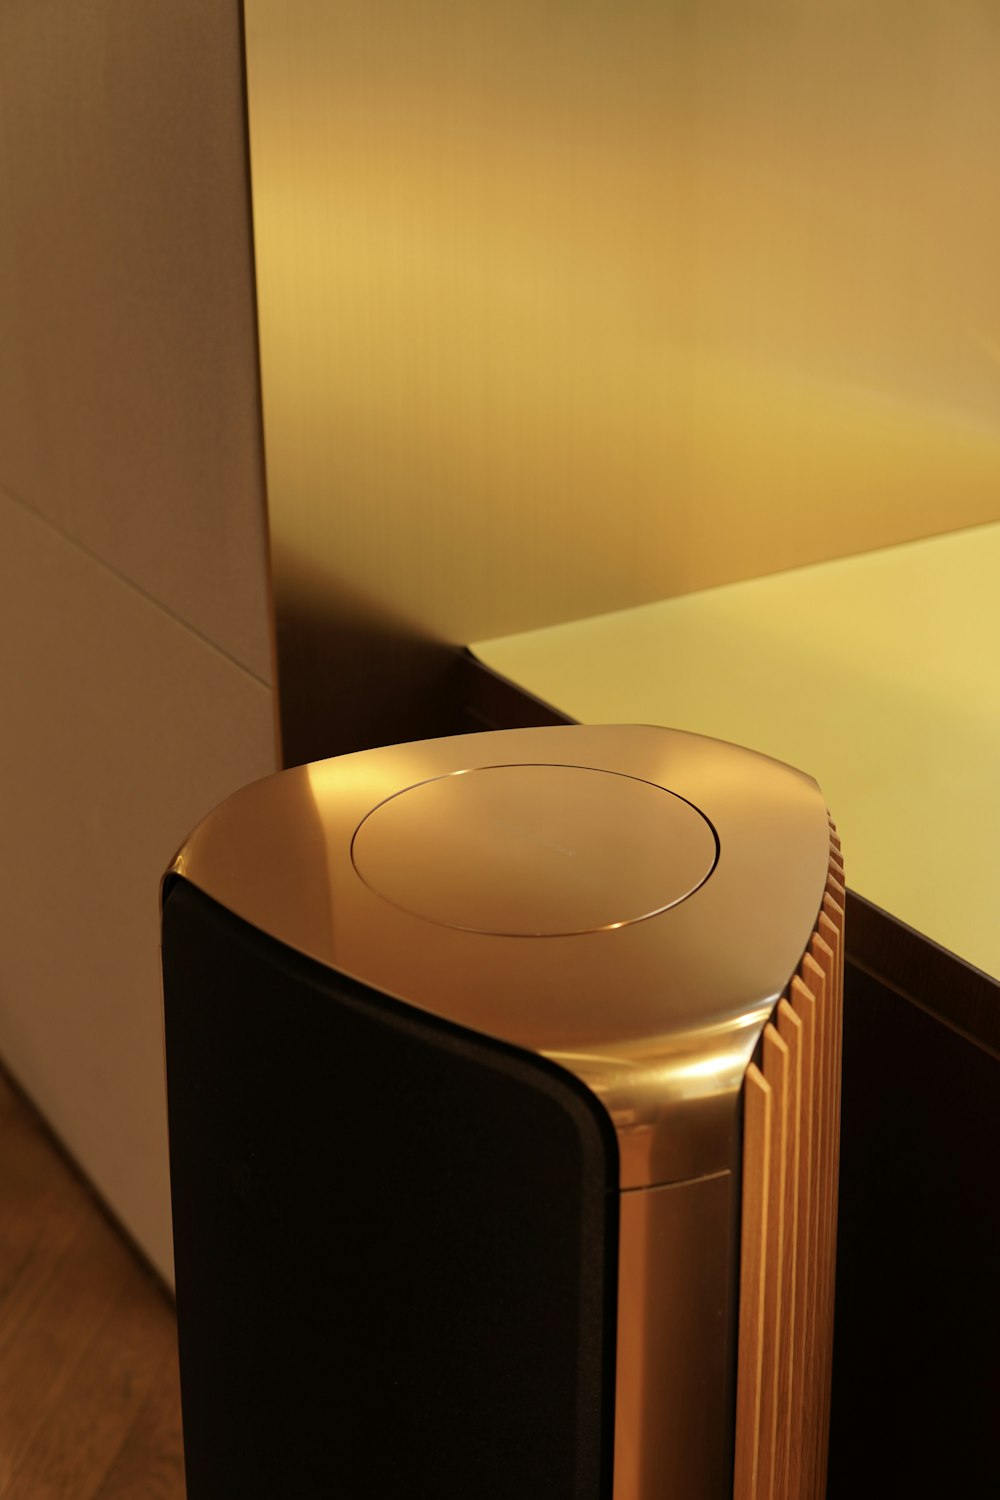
[162,724,843,1500]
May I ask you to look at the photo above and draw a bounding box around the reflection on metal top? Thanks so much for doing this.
[169,724,830,1186]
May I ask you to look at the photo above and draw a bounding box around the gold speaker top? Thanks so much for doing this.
[168,725,831,1187]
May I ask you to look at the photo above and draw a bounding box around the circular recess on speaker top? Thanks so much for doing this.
[350,763,718,936]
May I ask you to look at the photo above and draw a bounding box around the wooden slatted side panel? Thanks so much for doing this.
[773,1000,803,1500]
[789,972,818,1500]
[801,946,830,1498]
[757,1027,790,1500]
[733,1064,772,1500]
[817,880,844,1493]
[734,826,844,1500]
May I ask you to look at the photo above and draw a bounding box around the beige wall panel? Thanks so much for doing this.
[246,0,1000,687]
[0,487,277,1280]
[0,0,272,680]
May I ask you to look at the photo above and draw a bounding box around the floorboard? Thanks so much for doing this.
[0,1070,185,1499]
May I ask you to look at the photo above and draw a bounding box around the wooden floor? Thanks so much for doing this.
[0,1069,185,1499]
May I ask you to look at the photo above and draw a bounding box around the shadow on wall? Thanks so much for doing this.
[274,544,462,765]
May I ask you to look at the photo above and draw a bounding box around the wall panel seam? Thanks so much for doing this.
[0,475,271,689]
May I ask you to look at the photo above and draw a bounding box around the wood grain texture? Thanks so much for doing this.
[0,1069,185,1500]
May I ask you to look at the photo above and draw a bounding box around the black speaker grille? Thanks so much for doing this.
[163,879,618,1500]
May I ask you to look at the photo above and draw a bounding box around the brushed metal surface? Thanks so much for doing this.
[243,2,1000,759]
[350,763,717,935]
[614,1172,735,1500]
[169,723,831,1187]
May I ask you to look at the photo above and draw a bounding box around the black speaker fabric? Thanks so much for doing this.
[162,878,619,1500]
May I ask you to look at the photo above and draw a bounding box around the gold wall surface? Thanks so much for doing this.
[245,2,1000,758]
